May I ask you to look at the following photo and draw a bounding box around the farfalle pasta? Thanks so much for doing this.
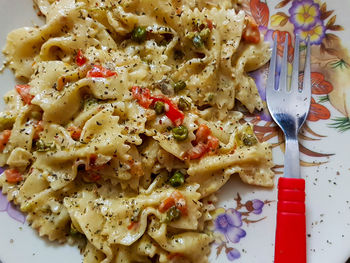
[0,0,273,262]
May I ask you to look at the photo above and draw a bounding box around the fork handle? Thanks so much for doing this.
[275,177,306,263]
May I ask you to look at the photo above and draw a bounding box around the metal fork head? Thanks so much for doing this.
[266,34,311,138]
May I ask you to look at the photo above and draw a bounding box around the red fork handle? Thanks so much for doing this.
[275,177,306,263]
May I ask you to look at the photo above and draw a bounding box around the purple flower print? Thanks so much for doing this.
[245,199,265,215]
[295,19,326,45]
[0,189,26,224]
[227,248,241,261]
[289,0,321,30]
[215,209,246,243]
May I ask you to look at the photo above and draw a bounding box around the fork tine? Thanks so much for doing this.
[278,33,289,92]
[267,37,277,91]
[290,35,300,93]
[302,38,311,96]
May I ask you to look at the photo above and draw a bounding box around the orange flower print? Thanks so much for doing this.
[307,97,331,122]
[299,72,333,94]
[272,30,294,62]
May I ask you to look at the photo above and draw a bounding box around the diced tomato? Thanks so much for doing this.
[5,168,23,184]
[0,130,11,152]
[242,16,260,44]
[67,126,82,141]
[83,172,101,182]
[76,50,87,66]
[171,190,188,216]
[131,86,153,108]
[195,124,212,144]
[85,154,106,171]
[206,19,213,31]
[127,221,139,230]
[15,85,34,105]
[187,142,208,160]
[158,196,176,213]
[207,135,219,150]
[187,124,219,160]
[86,65,117,78]
[151,96,184,126]
[33,120,44,140]
[132,88,185,125]
[159,190,188,216]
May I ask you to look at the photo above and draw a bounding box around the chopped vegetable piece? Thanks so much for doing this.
[165,206,181,222]
[154,101,165,115]
[35,139,56,152]
[5,168,22,184]
[235,124,258,147]
[76,50,87,66]
[131,86,153,108]
[158,190,188,216]
[169,171,185,187]
[158,196,175,213]
[86,65,117,78]
[205,19,213,31]
[67,126,82,141]
[173,80,186,93]
[194,124,211,143]
[0,130,11,152]
[242,134,258,146]
[0,115,15,131]
[33,120,44,140]
[127,221,139,230]
[172,125,188,141]
[171,190,188,216]
[187,124,219,159]
[82,172,101,183]
[131,26,147,43]
[177,97,190,111]
[15,85,34,105]
[242,16,260,44]
[152,96,184,126]
[192,34,204,48]
[187,142,207,160]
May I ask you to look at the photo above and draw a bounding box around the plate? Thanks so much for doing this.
[1,0,350,262]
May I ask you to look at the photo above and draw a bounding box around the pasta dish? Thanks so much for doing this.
[0,0,273,262]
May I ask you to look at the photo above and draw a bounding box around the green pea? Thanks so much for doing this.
[131,26,147,43]
[242,134,258,146]
[173,80,186,93]
[165,206,181,222]
[192,34,204,48]
[154,101,165,115]
[172,125,188,141]
[235,125,258,147]
[177,97,190,111]
[169,171,185,187]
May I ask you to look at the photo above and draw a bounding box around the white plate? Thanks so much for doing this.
[1,0,350,262]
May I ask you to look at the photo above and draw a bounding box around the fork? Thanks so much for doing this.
[266,34,311,263]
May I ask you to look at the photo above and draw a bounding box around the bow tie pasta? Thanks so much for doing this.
[0,0,273,262]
